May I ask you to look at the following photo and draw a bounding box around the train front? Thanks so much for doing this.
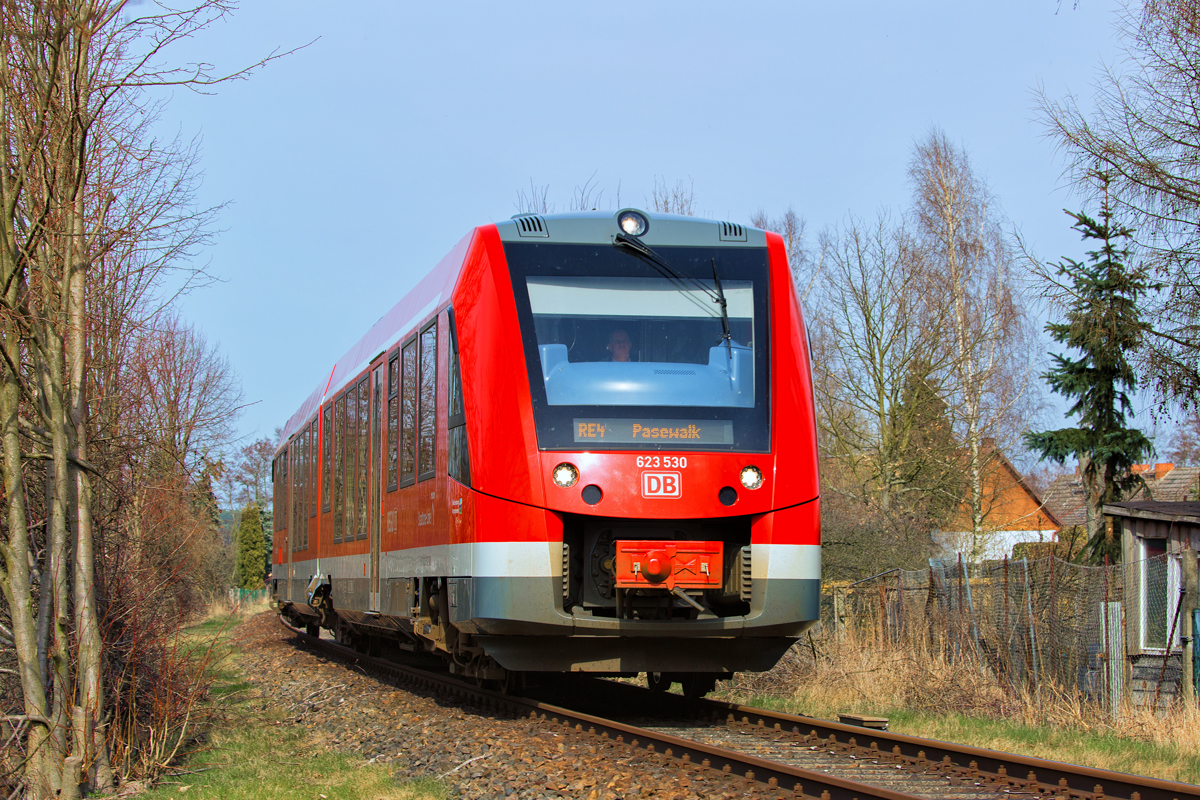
[453,209,820,682]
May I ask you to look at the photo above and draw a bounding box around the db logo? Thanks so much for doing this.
[641,471,682,498]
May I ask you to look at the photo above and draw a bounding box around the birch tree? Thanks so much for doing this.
[909,129,1038,560]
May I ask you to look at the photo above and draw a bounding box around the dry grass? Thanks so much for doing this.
[194,592,272,625]
[714,625,1200,783]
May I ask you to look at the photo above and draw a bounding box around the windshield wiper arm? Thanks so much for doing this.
[613,234,735,357]
[612,233,720,301]
[711,257,732,359]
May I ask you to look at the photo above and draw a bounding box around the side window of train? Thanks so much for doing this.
[270,456,277,533]
[400,336,417,487]
[447,310,470,487]
[310,419,318,520]
[322,405,332,513]
[417,321,437,481]
[346,381,360,541]
[387,349,399,492]
[279,448,287,537]
[290,442,298,551]
[334,393,345,544]
[356,375,369,540]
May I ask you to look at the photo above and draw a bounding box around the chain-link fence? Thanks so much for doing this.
[228,587,270,606]
[826,553,1186,714]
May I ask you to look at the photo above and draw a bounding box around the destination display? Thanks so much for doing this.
[573,418,734,445]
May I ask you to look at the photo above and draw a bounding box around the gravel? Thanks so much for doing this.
[233,612,786,799]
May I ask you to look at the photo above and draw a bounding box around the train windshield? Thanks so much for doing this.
[505,242,770,452]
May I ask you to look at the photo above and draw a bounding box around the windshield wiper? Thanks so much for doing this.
[612,233,712,296]
[711,257,733,359]
[611,233,734,358]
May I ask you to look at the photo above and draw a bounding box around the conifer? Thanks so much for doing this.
[1025,207,1157,562]
[235,502,267,590]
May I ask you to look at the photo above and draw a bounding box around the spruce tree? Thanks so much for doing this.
[235,502,266,590]
[1024,207,1157,563]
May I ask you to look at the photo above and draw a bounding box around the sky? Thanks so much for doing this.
[151,0,1151,454]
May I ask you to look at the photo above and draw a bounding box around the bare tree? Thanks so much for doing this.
[649,176,695,216]
[233,434,277,509]
[514,180,552,215]
[569,171,604,211]
[811,214,958,516]
[1037,0,1200,408]
[750,207,822,302]
[1165,411,1200,466]
[909,129,1040,560]
[128,314,242,476]
[0,3,278,796]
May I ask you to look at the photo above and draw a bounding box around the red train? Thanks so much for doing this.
[272,208,820,695]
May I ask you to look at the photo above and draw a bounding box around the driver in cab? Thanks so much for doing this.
[606,329,633,362]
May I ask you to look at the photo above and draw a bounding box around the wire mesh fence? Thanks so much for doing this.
[826,553,1186,714]
[227,587,270,606]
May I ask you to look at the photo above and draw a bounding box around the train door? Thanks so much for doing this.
[369,362,384,611]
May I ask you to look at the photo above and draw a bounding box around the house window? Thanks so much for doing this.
[1140,537,1180,651]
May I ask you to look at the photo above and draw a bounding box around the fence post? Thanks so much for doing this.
[1183,547,1198,708]
[963,557,979,649]
[1023,557,1040,692]
[1104,601,1124,718]
[833,587,845,642]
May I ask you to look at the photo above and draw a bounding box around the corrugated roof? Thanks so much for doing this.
[1104,500,1200,525]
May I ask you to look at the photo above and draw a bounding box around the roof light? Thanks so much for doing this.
[617,210,648,237]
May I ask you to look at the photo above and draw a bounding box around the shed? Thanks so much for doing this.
[1105,501,1200,708]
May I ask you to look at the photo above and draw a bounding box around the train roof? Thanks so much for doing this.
[495,209,768,248]
[275,210,769,451]
[276,230,475,449]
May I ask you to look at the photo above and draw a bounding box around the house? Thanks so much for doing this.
[1043,463,1200,532]
[1104,500,1200,708]
[934,440,1062,560]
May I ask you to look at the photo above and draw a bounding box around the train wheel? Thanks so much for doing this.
[499,671,524,695]
[305,622,320,638]
[680,673,717,699]
[646,672,670,693]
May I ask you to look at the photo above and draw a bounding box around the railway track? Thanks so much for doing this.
[279,618,1198,800]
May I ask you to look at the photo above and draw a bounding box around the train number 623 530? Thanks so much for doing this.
[636,455,687,469]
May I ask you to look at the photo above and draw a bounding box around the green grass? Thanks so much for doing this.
[137,610,445,800]
[733,692,1200,785]
[140,719,445,800]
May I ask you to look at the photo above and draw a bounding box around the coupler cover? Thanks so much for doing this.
[613,540,723,590]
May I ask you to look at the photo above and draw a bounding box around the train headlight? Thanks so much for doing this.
[552,462,579,488]
[740,465,764,490]
[617,210,648,236]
